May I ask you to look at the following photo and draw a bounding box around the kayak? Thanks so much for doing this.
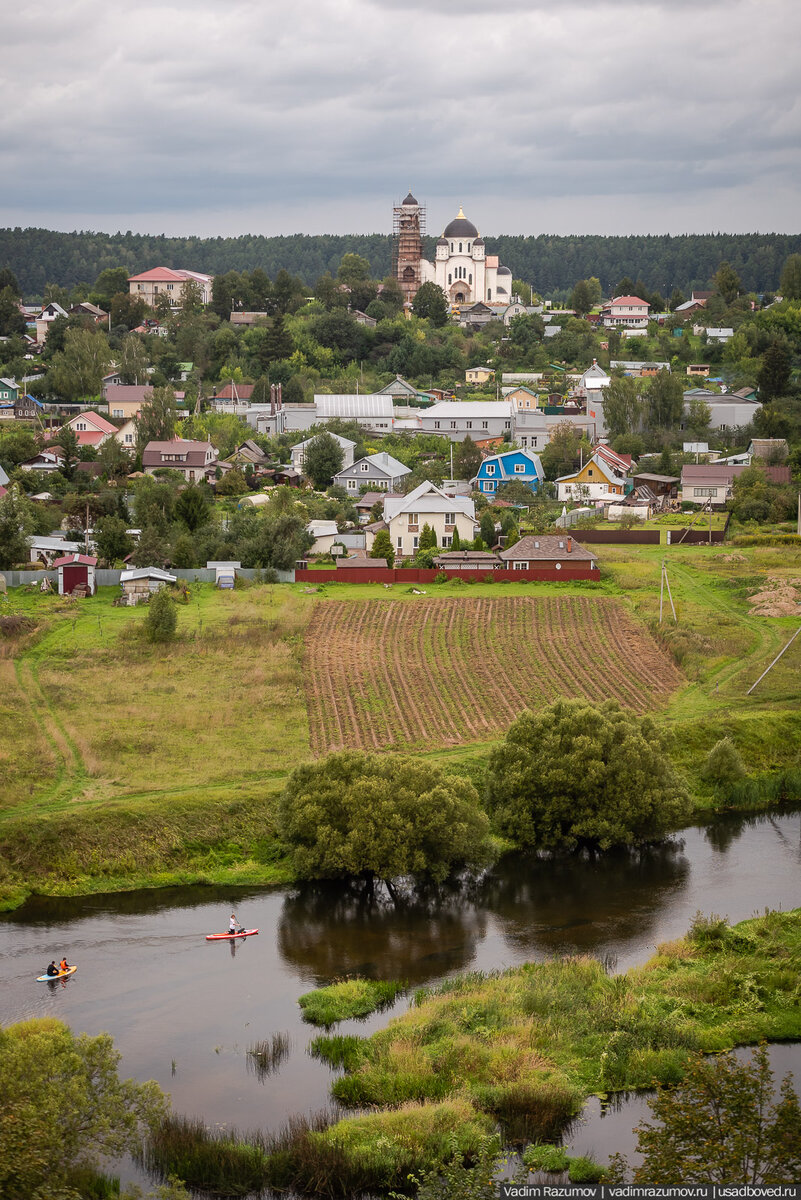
[37,965,77,981]
[206,929,259,941]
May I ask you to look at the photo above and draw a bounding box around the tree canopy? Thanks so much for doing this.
[302,431,345,489]
[0,1017,167,1200]
[611,1045,801,1185]
[277,750,493,884]
[485,698,691,851]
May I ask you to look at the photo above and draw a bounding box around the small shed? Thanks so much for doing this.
[207,560,241,588]
[54,554,97,596]
[119,567,177,606]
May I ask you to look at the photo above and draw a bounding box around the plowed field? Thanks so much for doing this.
[304,596,683,754]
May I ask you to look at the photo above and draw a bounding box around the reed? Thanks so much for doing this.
[246,1031,290,1080]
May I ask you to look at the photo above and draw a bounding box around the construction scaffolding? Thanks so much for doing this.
[392,195,426,304]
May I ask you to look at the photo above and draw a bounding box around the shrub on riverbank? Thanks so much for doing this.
[278,750,495,885]
[485,699,691,851]
[299,978,406,1026]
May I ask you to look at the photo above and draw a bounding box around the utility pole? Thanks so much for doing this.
[659,558,676,623]
[747,626,801,696]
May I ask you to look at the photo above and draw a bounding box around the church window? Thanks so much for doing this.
[467,243,471,252]
[450,243,454,253]
[469,274,472,285]
[448,274,452,285]
[459,242,462,253]
[487,288,491,300]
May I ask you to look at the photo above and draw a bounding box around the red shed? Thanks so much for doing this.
[53,553,98,596]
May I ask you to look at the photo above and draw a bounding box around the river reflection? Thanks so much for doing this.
[0,810,799,1192]
[278,877,488,983]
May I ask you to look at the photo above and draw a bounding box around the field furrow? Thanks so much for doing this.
[304,596,682,754]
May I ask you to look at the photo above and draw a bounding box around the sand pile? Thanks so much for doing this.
[748,576,801,616]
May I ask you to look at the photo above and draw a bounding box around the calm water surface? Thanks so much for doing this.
[1,811,799,1185]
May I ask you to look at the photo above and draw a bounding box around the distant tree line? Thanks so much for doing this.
[3,226,800,299]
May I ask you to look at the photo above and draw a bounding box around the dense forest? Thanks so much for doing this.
[2,227,800,300]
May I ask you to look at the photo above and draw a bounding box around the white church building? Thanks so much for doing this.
[394,194,513,307]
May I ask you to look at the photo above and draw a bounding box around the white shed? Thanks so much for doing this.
[119,567,178,606]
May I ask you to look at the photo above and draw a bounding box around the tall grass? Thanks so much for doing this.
[299,977,406,1026]
[246,1031,290,1080]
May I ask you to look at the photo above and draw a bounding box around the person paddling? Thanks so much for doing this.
[228,913,244,935]
[46,961,60,977]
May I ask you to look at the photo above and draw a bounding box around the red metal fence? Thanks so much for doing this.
[295,565,599,584]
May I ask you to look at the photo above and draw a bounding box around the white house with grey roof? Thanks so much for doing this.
[417,400,513,441]
[384,481,477,558]
[682,390,762,431]
[334,451,411,493]
[290,432,356,474]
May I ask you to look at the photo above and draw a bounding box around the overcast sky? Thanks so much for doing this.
[2,0,799,239]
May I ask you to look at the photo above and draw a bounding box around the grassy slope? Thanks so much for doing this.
[0,548,799,908]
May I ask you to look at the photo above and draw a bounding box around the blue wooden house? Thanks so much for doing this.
[472,448,544,496]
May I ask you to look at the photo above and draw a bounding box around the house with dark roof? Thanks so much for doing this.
[142,437,218,482]
[334,451,410,494]
[498,534,599,573]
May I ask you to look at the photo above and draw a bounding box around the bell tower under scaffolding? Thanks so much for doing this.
[392,192,426,304]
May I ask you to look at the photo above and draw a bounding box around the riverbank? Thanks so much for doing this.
[144,907,801,1195]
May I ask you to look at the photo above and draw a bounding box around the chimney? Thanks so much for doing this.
[270,384,275,416]
[277,382,282,410]
[567,536,573,553]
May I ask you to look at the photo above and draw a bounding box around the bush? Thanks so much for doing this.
[143,590,177,643]
[486,699,691,850]
[298,979,406,1027]
[702,738,746,788]
[277,750,494,884]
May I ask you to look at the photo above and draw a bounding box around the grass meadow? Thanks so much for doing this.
[0,545,799,907]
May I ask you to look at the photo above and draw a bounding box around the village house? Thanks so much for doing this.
[35,301,68,343]
[142,437,218,482]
[115,419,137,449]
[677,462,791,507]
[104,384,153,419]
[418,400,512,442]
[334,451,410,493]
[290,432,356,475]
[682,389,762,431]
[0,379,19,413]
[127,267,214,306]
[601,296,650,329]
[29,535,84,565]
[498,534,599,573]
[465,366,495,385]
[473,448,544,496]
[555,449,627,503]
[747,438,789,463]
[51,411,118,448]
[384,480,477,557]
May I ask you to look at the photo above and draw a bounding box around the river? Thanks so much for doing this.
[1,810,800,1190]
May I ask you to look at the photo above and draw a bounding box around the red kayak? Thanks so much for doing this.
[205,929,259,941]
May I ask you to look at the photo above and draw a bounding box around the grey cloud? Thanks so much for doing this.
[0,0,798,236]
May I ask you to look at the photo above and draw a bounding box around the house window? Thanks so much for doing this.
[504,421,510,429]
[167,284,174,291]
[442,535,452,547]
[407,513,418,525]
[513,561,527,570]
[514,464,525,473]
[434,421,440,429]
[483,481,494,492]
[466,420,472,429]
[588,469,593,477]
[75,422,86,430]
[412,536,419,549]
[555,563,562,570]
[445,513,456,525]
[361,463,369,471]
[125,434,133,444]
[347,479,357,490]
[482,421,488,429]
[112,408,123,418]
[396,537,403,549]
[450,421,457,429]
[486,465,495,475]
[693,487,716,497]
